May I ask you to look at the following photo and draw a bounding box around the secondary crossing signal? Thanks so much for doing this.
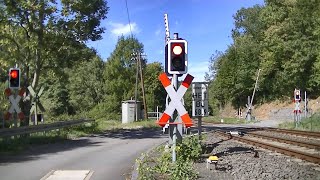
[294,89,301,102]
[9,68,20,89]
[167,39,188,74]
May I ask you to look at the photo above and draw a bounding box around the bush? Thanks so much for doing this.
[137,135,201,180]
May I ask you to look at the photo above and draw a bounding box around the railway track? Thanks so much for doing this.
[264,128,320,138]
[247,131,320,149]
[215,130,320,165]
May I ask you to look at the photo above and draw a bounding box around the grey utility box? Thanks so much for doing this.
[122,100,141,124]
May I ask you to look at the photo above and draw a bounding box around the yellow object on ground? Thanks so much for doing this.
[208,156,218,161]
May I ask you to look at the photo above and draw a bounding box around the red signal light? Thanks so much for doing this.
[9,68,20,89]
[10,70,18,79]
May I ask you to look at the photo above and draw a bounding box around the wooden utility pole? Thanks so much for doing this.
[138,53,148,119]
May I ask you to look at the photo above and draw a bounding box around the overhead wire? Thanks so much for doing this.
[125,0,133,38]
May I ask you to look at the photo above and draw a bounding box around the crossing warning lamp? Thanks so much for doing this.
[9,68,20,89]
[294,89,301,102]
[167,39,188,74]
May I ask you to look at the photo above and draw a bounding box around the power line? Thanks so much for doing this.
[125,0,133,38]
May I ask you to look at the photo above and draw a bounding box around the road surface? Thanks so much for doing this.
[0,128,166,180]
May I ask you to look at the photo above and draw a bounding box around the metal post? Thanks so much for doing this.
[14,90,17,128]
[156,106,159,120]
[246,96,251,121]
[34,99,38,125]
[198,116,202,140]
[171,74,178,163]
[305,91,307,118]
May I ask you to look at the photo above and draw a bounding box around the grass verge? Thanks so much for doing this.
[278,113,320,132]
[136,135,202,180]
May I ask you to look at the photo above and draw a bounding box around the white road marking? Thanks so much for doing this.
[41,170,94,180]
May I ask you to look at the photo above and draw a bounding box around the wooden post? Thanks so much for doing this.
[138,53,148,120]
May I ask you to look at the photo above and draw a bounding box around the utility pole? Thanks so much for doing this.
[131,52,148,120]
[132,52,139,121]
[138,53,148,120]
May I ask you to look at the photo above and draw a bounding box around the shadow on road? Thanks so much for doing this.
[0,137,103,164]
[96,127,165,140]
[0,128,165,164]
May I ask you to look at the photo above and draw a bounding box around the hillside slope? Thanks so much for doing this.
[220,97,320,121]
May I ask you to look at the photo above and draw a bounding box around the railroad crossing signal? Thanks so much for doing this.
[294,89,301,102]
[293,88,301,127]
[28,86,46,115]
[167,39,188,74]
[4,88,25,121]
[9,68,20,89]
[157,73,193,127]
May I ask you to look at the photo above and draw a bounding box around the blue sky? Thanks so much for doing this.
[87,0,264,82]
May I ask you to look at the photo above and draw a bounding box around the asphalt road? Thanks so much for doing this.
[0,128,167,180]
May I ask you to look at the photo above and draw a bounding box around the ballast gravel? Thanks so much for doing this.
[194,132,320,180]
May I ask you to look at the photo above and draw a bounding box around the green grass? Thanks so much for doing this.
[202,116,246,124]
[278,113,320,132]
[137,135,201,180]
[0,118,160,154]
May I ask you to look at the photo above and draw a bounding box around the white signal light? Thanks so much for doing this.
[173,45,182,55]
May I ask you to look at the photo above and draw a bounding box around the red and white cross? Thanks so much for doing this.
[157,73,194,127]
[4,88,25,121]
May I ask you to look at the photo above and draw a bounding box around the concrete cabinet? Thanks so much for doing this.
[122,100,141,123]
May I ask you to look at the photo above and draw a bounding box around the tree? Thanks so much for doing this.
[102,36,145,118]
[1,0,108,89]
[0,0,109,122]
[207,0,320,112]
[68,57,105,113]
[144,62,166,112]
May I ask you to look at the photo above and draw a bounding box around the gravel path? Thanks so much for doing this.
[195,132,320,180]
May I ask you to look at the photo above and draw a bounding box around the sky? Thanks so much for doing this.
[87,0,265,82]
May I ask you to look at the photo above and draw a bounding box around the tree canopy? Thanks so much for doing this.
[207,0,320,113]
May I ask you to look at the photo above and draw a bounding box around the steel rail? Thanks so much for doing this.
[215,131,320,165]
[265,128,320,138]
[0,119,94,137]
[247,132,320,149]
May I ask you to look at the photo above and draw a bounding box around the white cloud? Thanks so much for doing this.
[109,22,140,36]
[188,61,209,82]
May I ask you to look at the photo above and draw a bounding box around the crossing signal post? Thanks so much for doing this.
[9,68,20,89]
[5,67,24,128]
[293,89,301,127]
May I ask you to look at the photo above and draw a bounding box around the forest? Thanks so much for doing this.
[0,0,320,124]
[206,0,320,114]
[0,0,165,125]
